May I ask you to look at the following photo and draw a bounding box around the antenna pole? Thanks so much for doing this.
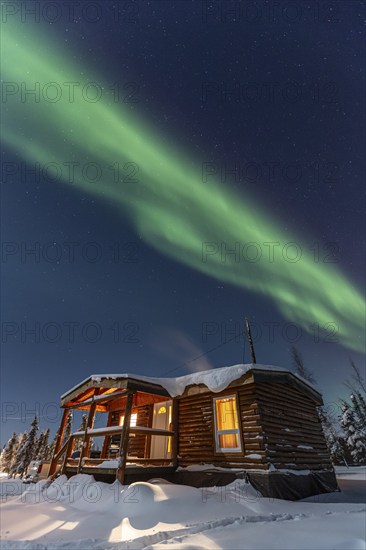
[245,318,257,364]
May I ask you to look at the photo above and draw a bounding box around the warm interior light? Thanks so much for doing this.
[119,413,137,426]
[214,396,241,451]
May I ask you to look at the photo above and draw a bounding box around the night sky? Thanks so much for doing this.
[1,0,365,445]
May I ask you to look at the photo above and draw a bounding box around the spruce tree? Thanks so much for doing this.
[0,447,4,471]
[14,417,39,477]
[48,430,59,461]
[2,433,18,474]
[37,429,50,460]
[9,433,27,478]
[32,429,49,461]
[351,393,366,433]
[33,432,44,461]
[358,392,366,419]
[74,414,87,452]
[341,402,366,465]
[63,411,73,445]
[318,408,345,464]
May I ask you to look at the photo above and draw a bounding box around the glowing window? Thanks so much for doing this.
[119,413,137,427]
[213,395,242,453]
[158,406,166,414]
[167,405,172,453]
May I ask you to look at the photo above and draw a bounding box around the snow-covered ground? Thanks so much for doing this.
[0,467,365,549]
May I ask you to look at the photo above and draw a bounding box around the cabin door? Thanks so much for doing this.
[150,401,172,459]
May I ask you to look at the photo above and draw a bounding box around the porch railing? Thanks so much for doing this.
[49,425,175,478]
[50,391,179,484]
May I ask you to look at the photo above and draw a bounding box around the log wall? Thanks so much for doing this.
[177,382,268,470]
[255,381,332,471]
[100,375,332,473]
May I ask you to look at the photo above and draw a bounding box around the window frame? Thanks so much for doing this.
[212,393,243,454]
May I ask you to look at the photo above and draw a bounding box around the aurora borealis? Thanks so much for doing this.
[1,19,365,354]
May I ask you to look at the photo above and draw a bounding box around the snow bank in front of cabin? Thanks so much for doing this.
[1,470,365,549]
[62,363,315,399]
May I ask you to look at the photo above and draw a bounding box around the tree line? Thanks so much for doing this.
[0,412,87,478]
[291,347,366,466]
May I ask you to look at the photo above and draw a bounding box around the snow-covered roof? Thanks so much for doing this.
[61,363,320,400]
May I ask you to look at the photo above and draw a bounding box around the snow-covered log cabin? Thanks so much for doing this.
[50,364,338,499]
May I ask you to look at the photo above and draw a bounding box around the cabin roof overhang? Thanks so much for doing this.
[60,375,171,408]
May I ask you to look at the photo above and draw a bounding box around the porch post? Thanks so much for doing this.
[144,404,154,458]
[49,408,69,476]
[171,397,179,469]
[61,435,75,475]
[101,411,113,458]
[77,389,99,474]
[116,391,134,485]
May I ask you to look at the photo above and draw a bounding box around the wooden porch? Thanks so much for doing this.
[49,377,179,484]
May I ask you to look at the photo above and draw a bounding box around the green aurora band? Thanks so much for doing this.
[1,21,364,352]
